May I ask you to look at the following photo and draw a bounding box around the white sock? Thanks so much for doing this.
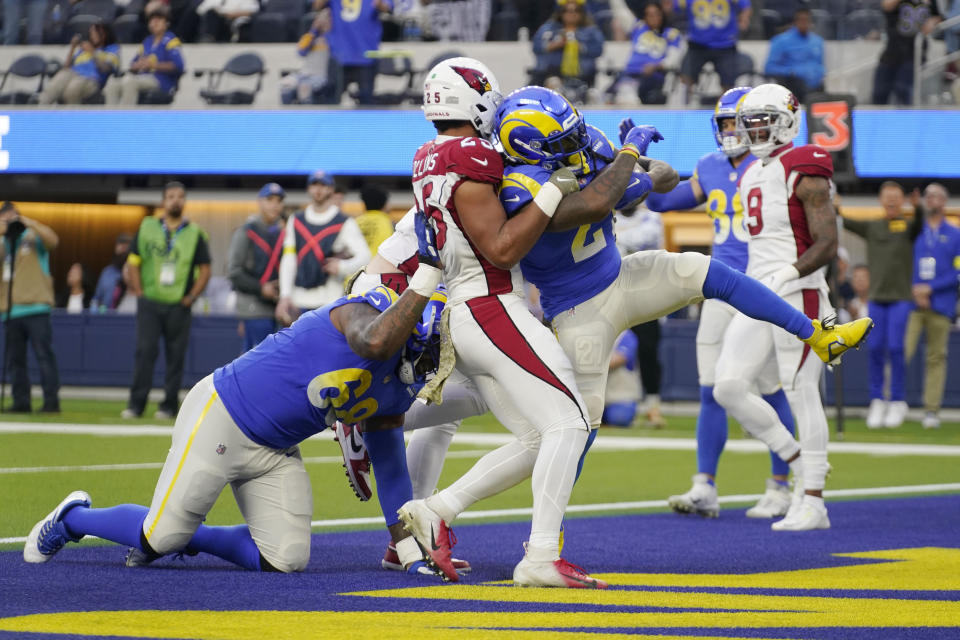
[802,450,829,492]
[527,427,588,556]
[427,439,538,523]
[804,494,825,510]
[406,422,458,500]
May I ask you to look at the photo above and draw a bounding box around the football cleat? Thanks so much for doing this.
[866,398,887,429]
[746,478,792,519]
[771,498,830,531]
[668,473,719,518]
[923,412,941,430]
[334,421,372,502]
[802,316,874,365]
[23,490,91,563]
[397,499,459,582]
[125,547,160,567]
[382,541,472,574]
[513,553,608,589]
[883,400,908,428]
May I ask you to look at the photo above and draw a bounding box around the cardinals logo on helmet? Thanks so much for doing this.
[451,65,492,95]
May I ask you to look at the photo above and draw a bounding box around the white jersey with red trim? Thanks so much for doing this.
[739,143,834,295]
[411,134,522,307]
[376,206,420,276]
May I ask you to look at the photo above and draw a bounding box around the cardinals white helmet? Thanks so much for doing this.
[735,83,801,159]
[423,57,503,137]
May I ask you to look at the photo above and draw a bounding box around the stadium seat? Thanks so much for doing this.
[809,8,835,40]
[487,6,519,41]
[734,51,767,87]
[359,54,415,105]
[197,52,265,105]
[71,0,117,24]
[0,54,47,104]
[761,8,785,38]
[250,12,288,42]
[839,9,885,40]
[112,13,145,44]
[64,14,102,40]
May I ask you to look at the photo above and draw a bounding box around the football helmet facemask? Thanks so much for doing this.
[398,288,446,386]
[712,86,752,158]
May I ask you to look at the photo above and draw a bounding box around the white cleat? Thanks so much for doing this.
[668,473,719,518]
[865,399,887,429]
[24,490,91,563]
[397,499,459,583]
[771,499,830,531]
[746,478,792,519]
[883,401,908,429]
[923,412,941,429]
[513,549,607,589]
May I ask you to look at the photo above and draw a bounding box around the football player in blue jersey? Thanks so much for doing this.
[23,214,449,576]
[483,86,872,480]
[646,87,799,520]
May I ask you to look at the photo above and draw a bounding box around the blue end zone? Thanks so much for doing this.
[1,494,958,639]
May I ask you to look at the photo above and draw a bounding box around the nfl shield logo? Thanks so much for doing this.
[216,443,226,455]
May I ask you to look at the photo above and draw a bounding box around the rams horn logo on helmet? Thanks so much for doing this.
[451,66,492,95]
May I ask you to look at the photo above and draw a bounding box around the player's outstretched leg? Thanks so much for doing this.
[701,260,874,362]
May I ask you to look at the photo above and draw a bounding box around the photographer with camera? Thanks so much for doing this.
[0,202,61,413]
[38,23,120,105]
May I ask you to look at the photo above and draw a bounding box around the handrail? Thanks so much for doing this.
[913,13,960,105]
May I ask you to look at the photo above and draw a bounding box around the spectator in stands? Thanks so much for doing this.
[605,1,681,104]
[105,7,185,105]
[122,182,211,420]
[906,183,960,430]
[872,0,941,105]
[195,0,259,42]
[847,264,871,322]
[421,0,492,42]
[56,263,92,313]
[602,330,641,427]
[3,0,45,45]
[665,0,751,100]
[615,203,667,427]
[38,24,120,105]
[763,7,824,103]
[356,184,394,254]
[0,201,60,413]
[314,0,393,105]
[275,170,370,325]
[531,0,605,100]
[228,182,286,353]
[842,181,922,429]
[92,233,132,311]
[280,10,334,105]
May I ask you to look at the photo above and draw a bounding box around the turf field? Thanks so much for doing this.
[1,399,958,638]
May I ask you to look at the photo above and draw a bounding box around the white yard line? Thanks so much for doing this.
[3,423,959,457]
[3,482,959,545]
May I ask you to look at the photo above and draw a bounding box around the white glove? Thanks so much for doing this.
[765,265,800,293]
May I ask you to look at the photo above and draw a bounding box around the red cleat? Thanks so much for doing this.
[333,422,371,501]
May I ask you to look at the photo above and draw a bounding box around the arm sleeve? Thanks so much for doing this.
[616,170,654,211]
[227,227,263,294]
[841,216,868,237]
[279,216,297,298]
[332,217,372,278]
[166,39,185,74]
[644,179,699,212]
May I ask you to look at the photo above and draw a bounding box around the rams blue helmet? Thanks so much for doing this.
[712,86,752,158]
[493,86,590,171]
[398,287,446,386]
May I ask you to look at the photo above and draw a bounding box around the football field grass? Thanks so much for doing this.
[2,398,958,549]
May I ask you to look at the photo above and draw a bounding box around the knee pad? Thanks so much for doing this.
[713,377,748,409]
[673,251,710,282]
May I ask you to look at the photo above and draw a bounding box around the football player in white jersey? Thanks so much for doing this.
[713,83,874,531]
[395,57,658,588]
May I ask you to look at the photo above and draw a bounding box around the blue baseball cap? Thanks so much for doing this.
[307,170,335,187]
[258,182,285,199]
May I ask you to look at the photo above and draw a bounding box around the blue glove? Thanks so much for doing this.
[618,119,664,157]
[414,208,442,268]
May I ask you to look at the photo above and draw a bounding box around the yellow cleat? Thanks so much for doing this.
[802,316,874,364]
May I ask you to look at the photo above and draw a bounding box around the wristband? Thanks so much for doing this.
[532,182,563,219]
[619,143,641,161]
[409,263,442,297]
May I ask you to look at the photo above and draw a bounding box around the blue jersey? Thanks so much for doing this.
[133,31,184,92]
[213,287,421,450]
[674,0,750,49]
[694,151,754,273]
[613,330,638,371]
[501,129,652,320]
[624,24,682,76]
[326,0,393,66]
